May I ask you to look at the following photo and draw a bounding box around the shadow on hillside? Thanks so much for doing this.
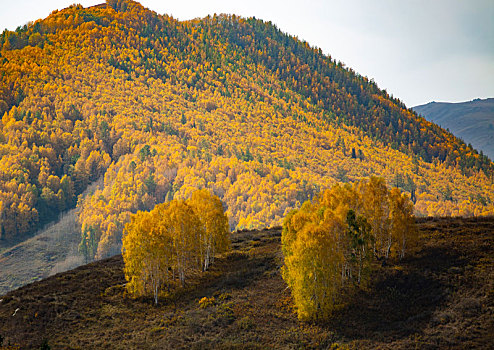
[193,250,277,295]
[324,245,467,342]
[144,245,279,308]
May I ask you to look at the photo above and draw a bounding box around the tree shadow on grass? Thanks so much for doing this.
[323,246,467,343]
[165,250,278,305]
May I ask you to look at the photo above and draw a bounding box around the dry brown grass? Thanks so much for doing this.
[0,209,81,295]
[0,218,492,349]
[0,179,104,296]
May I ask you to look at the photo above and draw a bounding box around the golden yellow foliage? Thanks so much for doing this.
[282,177,416,320]
[188,189,230,271]
[0,0,492,254]
[122,190,229,304]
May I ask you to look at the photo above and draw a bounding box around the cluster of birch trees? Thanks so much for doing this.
[282,177,417,320]
[122,189,229,304]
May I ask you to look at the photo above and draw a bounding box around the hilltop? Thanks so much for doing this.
[413,98,494,160]
[0,0,493,263]
[0,217,493,349]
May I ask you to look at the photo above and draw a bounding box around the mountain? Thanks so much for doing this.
[0,217,493,349]
[0,0,493,261]
[413,98,494,160]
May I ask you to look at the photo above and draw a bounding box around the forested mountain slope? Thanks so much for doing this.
[413,98,494,160]
[0,0,493,259]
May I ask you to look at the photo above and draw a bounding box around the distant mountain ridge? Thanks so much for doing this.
[413,98,494,160]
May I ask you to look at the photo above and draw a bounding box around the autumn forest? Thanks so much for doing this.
[0,0,493,263]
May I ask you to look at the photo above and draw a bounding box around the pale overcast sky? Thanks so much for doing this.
[1,0,493,107]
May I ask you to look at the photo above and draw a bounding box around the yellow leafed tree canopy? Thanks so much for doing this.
[122,189,229,304]
[0,0,492,259]
[281,177,417,321]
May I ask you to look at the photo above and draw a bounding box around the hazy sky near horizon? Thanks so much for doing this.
[1,0,493,107]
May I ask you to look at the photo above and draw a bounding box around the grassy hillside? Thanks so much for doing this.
[0,217,493,349]
[413,98,494,161]
[0,0,493,261]
[0,208,82,296]
[0,180,102,296]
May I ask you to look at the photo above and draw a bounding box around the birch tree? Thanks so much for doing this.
[188,189,230,271]
[122,190,229,303]
[281,177,416,320]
